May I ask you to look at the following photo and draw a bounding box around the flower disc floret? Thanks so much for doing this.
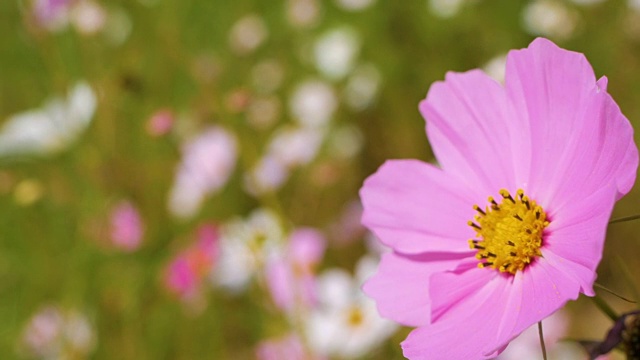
[468,189,549,274]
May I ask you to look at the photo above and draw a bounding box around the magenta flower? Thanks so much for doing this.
[360,38,638,359]
[164,224,220,300]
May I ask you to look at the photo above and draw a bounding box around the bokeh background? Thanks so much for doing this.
[1,0,640,359]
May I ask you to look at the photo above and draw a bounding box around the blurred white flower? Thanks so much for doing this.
[213,209,285,292]
[305,257,397,358]
[267,126,324,167]
[229,14,268,55]
[522,0,577,39]
[482,53,507,84]
[0,82,96,158]
[20,306,95,359]
[314,27,360,80]
[289,80,337,128]
[344,63,382,111]
[251,59,285,94]
[335,0,376,12]
[631,0,640,10]
[168,127,238,219]
[428,0,465,18]
[64,311,95,354]
[70,1,107,35]
[286,0,321,28]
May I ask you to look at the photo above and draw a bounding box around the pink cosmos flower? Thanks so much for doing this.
[360,38,638,359]
[145,109,174,137]
[33,0,72,31]
[168,126,238,218]
[256,334,307,360]
[265,228,326,311]
[165,224,220,300]
[110,200,143,252]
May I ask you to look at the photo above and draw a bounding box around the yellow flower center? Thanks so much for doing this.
[467,189,549,275]
[347,307,364,327]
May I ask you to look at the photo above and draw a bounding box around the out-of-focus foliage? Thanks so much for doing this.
[0,0,639,359]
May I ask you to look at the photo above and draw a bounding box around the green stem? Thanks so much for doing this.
[591,295,618,322]
[609,214,640,224]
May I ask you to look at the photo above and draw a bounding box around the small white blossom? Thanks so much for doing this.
[522,0,577,39]
[0,82,96,158]
[289,80,337,128]
[213,209,286,292]
[314,27,360,80]
[229,14,268,55]
[305,257,397,358]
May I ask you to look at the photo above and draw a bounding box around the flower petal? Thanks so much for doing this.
[505,38,638,207]
[429,259,498,322]
[363,251,467,327]
[494,258,581,351]
[360,159,477,254]
[402,270,509,359]
[543,184,617,296]
[420,69,516,196]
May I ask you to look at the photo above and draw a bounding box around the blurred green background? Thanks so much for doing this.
[1,0,640,359]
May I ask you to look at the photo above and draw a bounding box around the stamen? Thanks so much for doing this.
[489,197,499,209]
[473,205,486,215]
[468,189,548,275]
[468,221,481,230]
[499,189,516,203]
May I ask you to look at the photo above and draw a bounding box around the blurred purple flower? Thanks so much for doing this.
[265,228,326,311]
[110,200,143,252]
[33,0,72,31]
[168,127,238,218]
[256,334,307,360]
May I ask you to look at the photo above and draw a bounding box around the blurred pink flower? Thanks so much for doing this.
[165,224,220,300]
[70,1,106,35]
[328,200,366,246]
[265,228,325,311]
[110,200,143,252]
[146,109,174,137]
[361,38,638,359]
[33,0,71,31]
[256,334,306,360]
[168,127,238,218]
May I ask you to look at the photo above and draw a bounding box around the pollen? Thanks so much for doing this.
[467,189,549,275]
